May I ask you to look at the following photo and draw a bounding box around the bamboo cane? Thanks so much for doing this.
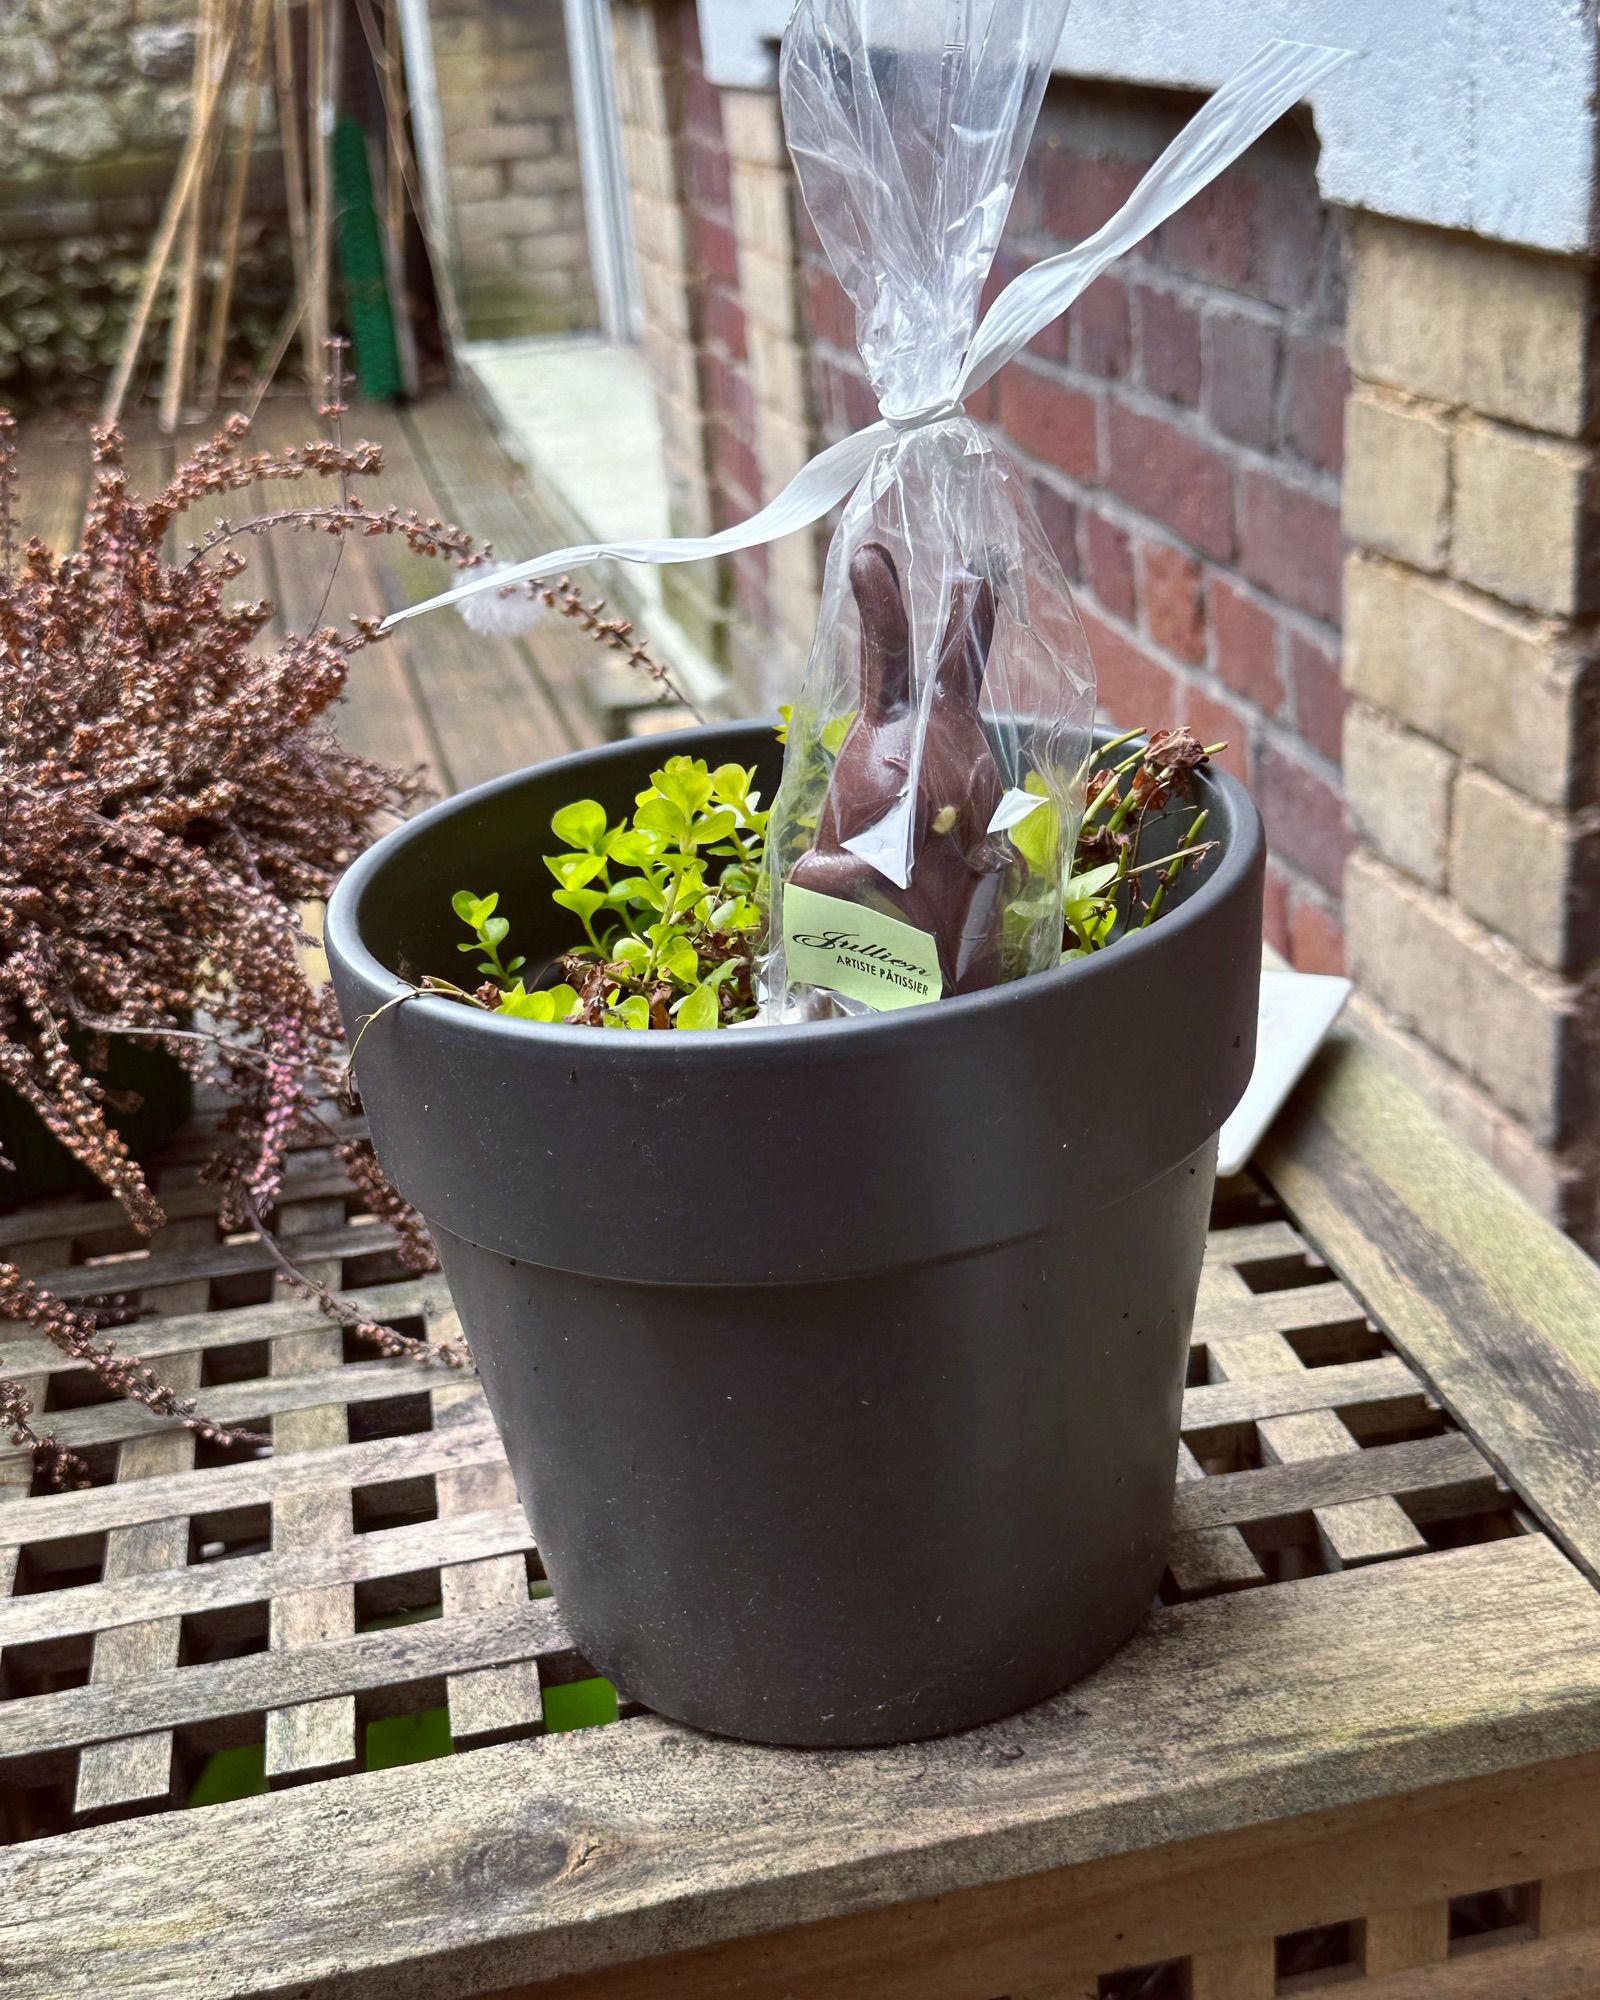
[199,0,272,410]
[381,0,421,395]
[242,296,308,422]
[160,0,244,432]
[273,0,316,392]
[101,0,234,423]
[304,0,335,398]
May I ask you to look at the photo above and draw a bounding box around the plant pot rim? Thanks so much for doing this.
[327,716,1261,1057]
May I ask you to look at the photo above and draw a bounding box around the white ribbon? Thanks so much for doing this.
[384,38,1350,632]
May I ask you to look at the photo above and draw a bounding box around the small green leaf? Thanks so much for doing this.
[604,874,660,911]
[674,983,719,1030]
[710,762,751,804]
[605,827,664,867]
[689,807,738,848]
[482,915,510,948]
[1065,863,1120,900]
[652,757,714,816]
[550,800,608,852]
[661,938,699,985]
[451,889,478,923]
[610,993,651,1030]
[544,852,608,890]
[1011,795,1062,874]
[553,886,605,924]
[635,794,690,843]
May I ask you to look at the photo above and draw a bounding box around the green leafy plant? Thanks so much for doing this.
[442,755,769,1032]
[430,725,1219,1031]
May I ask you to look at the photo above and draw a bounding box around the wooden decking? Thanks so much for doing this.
[11,392,641,797]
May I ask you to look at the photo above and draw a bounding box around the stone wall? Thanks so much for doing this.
[0,0,288,409]
[429,0,596,339]
[0,0,596,402]
[1339,217,1600,1245]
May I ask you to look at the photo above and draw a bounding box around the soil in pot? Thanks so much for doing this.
[327,722,1264,1747]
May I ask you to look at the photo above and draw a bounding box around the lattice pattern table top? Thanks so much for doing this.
[7,1036,1600,2000]
[0,1122,1522,1840]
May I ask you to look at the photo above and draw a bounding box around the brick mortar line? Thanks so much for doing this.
[1072,584,1344,783]
[1354,850,1592,1008]
[812,335,1345,506]
[1347,547,1600,652]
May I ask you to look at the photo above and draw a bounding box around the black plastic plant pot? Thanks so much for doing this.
[326,721,1264,1748]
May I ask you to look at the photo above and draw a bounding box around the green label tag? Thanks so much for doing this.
[782,883,943,1012]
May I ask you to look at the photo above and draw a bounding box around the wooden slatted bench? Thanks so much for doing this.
[4,1025,1600,2000]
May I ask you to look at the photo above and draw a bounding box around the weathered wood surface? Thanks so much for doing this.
[0,1390,500,1548]
[2,1599,570,1766]
[0,1504,530,1651]
[8,1000,1600,1994]
[7,395,605,809]
[5,1537,1600,2000]
[1260,1030,1600,1586]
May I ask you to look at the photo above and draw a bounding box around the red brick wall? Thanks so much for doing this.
[801,80,1352,973]
[672,3,771,636]
[650,22,1350,971]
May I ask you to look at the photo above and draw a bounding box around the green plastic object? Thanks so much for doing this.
[333,116,404,403]
[188,1743,269,1807]
[542,1676,619,1734]
[365,1707,453,1769]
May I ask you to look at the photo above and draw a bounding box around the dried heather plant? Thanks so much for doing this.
[0,363,672,1476]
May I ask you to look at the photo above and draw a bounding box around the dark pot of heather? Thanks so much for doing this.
[327,718,1264,1746]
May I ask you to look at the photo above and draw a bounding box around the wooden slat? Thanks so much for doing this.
[0,1393,500,1549]
[1537,1865,1600,1934]
[245,403,446,792]
[1187,1938,1275,2000]
[74,1213,213,1818]
[33,1355,476,1452]
[401,396,605,755]
[0,1500,530,1654]
[19,1217,401,1305]
[1361,1900,1450,1974]
[1259,1031,1600,1587]
[1204,1218,1308,1263]
[0,1505,531,1653]
[1168,1441,1265,1598]
[1181,1355,1423,1435]
[1170,1432,1497,1536]
[0,1275,451,1380]
[0,1226,72,1599]
[265,1182,359,1785]
[1201,1261,1428,1570]
[3,1538,1599,1999]
[434,1384,545,1750]
[354,409,588,794]
[1,1601,567,1764]
[0,1154,356,1252]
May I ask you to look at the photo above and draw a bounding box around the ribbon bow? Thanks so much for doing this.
[386,39,1349,632]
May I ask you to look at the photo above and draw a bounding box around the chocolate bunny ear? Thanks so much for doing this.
[934,567,997,707]
[849,540,911,720]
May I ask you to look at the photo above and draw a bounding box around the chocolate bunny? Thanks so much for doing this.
[788,538,1016,994]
